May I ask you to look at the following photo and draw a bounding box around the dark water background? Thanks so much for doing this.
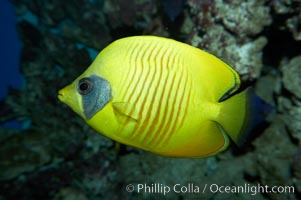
[0,0,22,99]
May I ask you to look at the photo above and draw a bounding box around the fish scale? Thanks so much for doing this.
[129,43,160,139]
[153,53,186,146]
[143,48,171,145]
[160,62,191,147]
[121,40,191,147]
[136,45,166,144]
[139,47,167,144]
[119,42,140,103]
[149,49,189,147]
[121,42,156,134]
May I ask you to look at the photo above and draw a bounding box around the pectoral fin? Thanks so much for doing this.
[112,102,139,124]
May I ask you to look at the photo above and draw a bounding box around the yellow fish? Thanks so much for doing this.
[58,36,251,158]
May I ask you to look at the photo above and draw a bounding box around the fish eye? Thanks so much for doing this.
[77,78,93,95]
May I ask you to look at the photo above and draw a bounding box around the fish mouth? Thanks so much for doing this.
[58,93,63,101]
[58,90,65,102]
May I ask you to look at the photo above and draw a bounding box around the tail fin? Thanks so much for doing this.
[217,88,251,144]
[239,89,273,145]
[218,88,272,145]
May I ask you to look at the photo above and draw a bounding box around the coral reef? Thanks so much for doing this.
[187,0,272,80]
[0,0,301,199]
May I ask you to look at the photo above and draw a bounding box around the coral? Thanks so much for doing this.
[283,105,301,142]
[103,0,157,30]
[187,0,271,80]
[281,55,301,99]
[53,187,88,200]
[214,0,272,37]
[292,146,301,193]
[272,0,301,41]
[254,74,281,105]
[279,56,301,144]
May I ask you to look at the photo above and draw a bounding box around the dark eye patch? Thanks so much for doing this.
[80,75,111,119]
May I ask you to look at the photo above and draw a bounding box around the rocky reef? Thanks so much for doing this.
[0,0,301,199]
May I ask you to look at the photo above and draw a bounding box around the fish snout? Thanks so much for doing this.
[58,89,67,102]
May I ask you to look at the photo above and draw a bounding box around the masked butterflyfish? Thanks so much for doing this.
[58,36,253,158]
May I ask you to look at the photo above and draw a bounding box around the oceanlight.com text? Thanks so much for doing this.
[125,183,295,196]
